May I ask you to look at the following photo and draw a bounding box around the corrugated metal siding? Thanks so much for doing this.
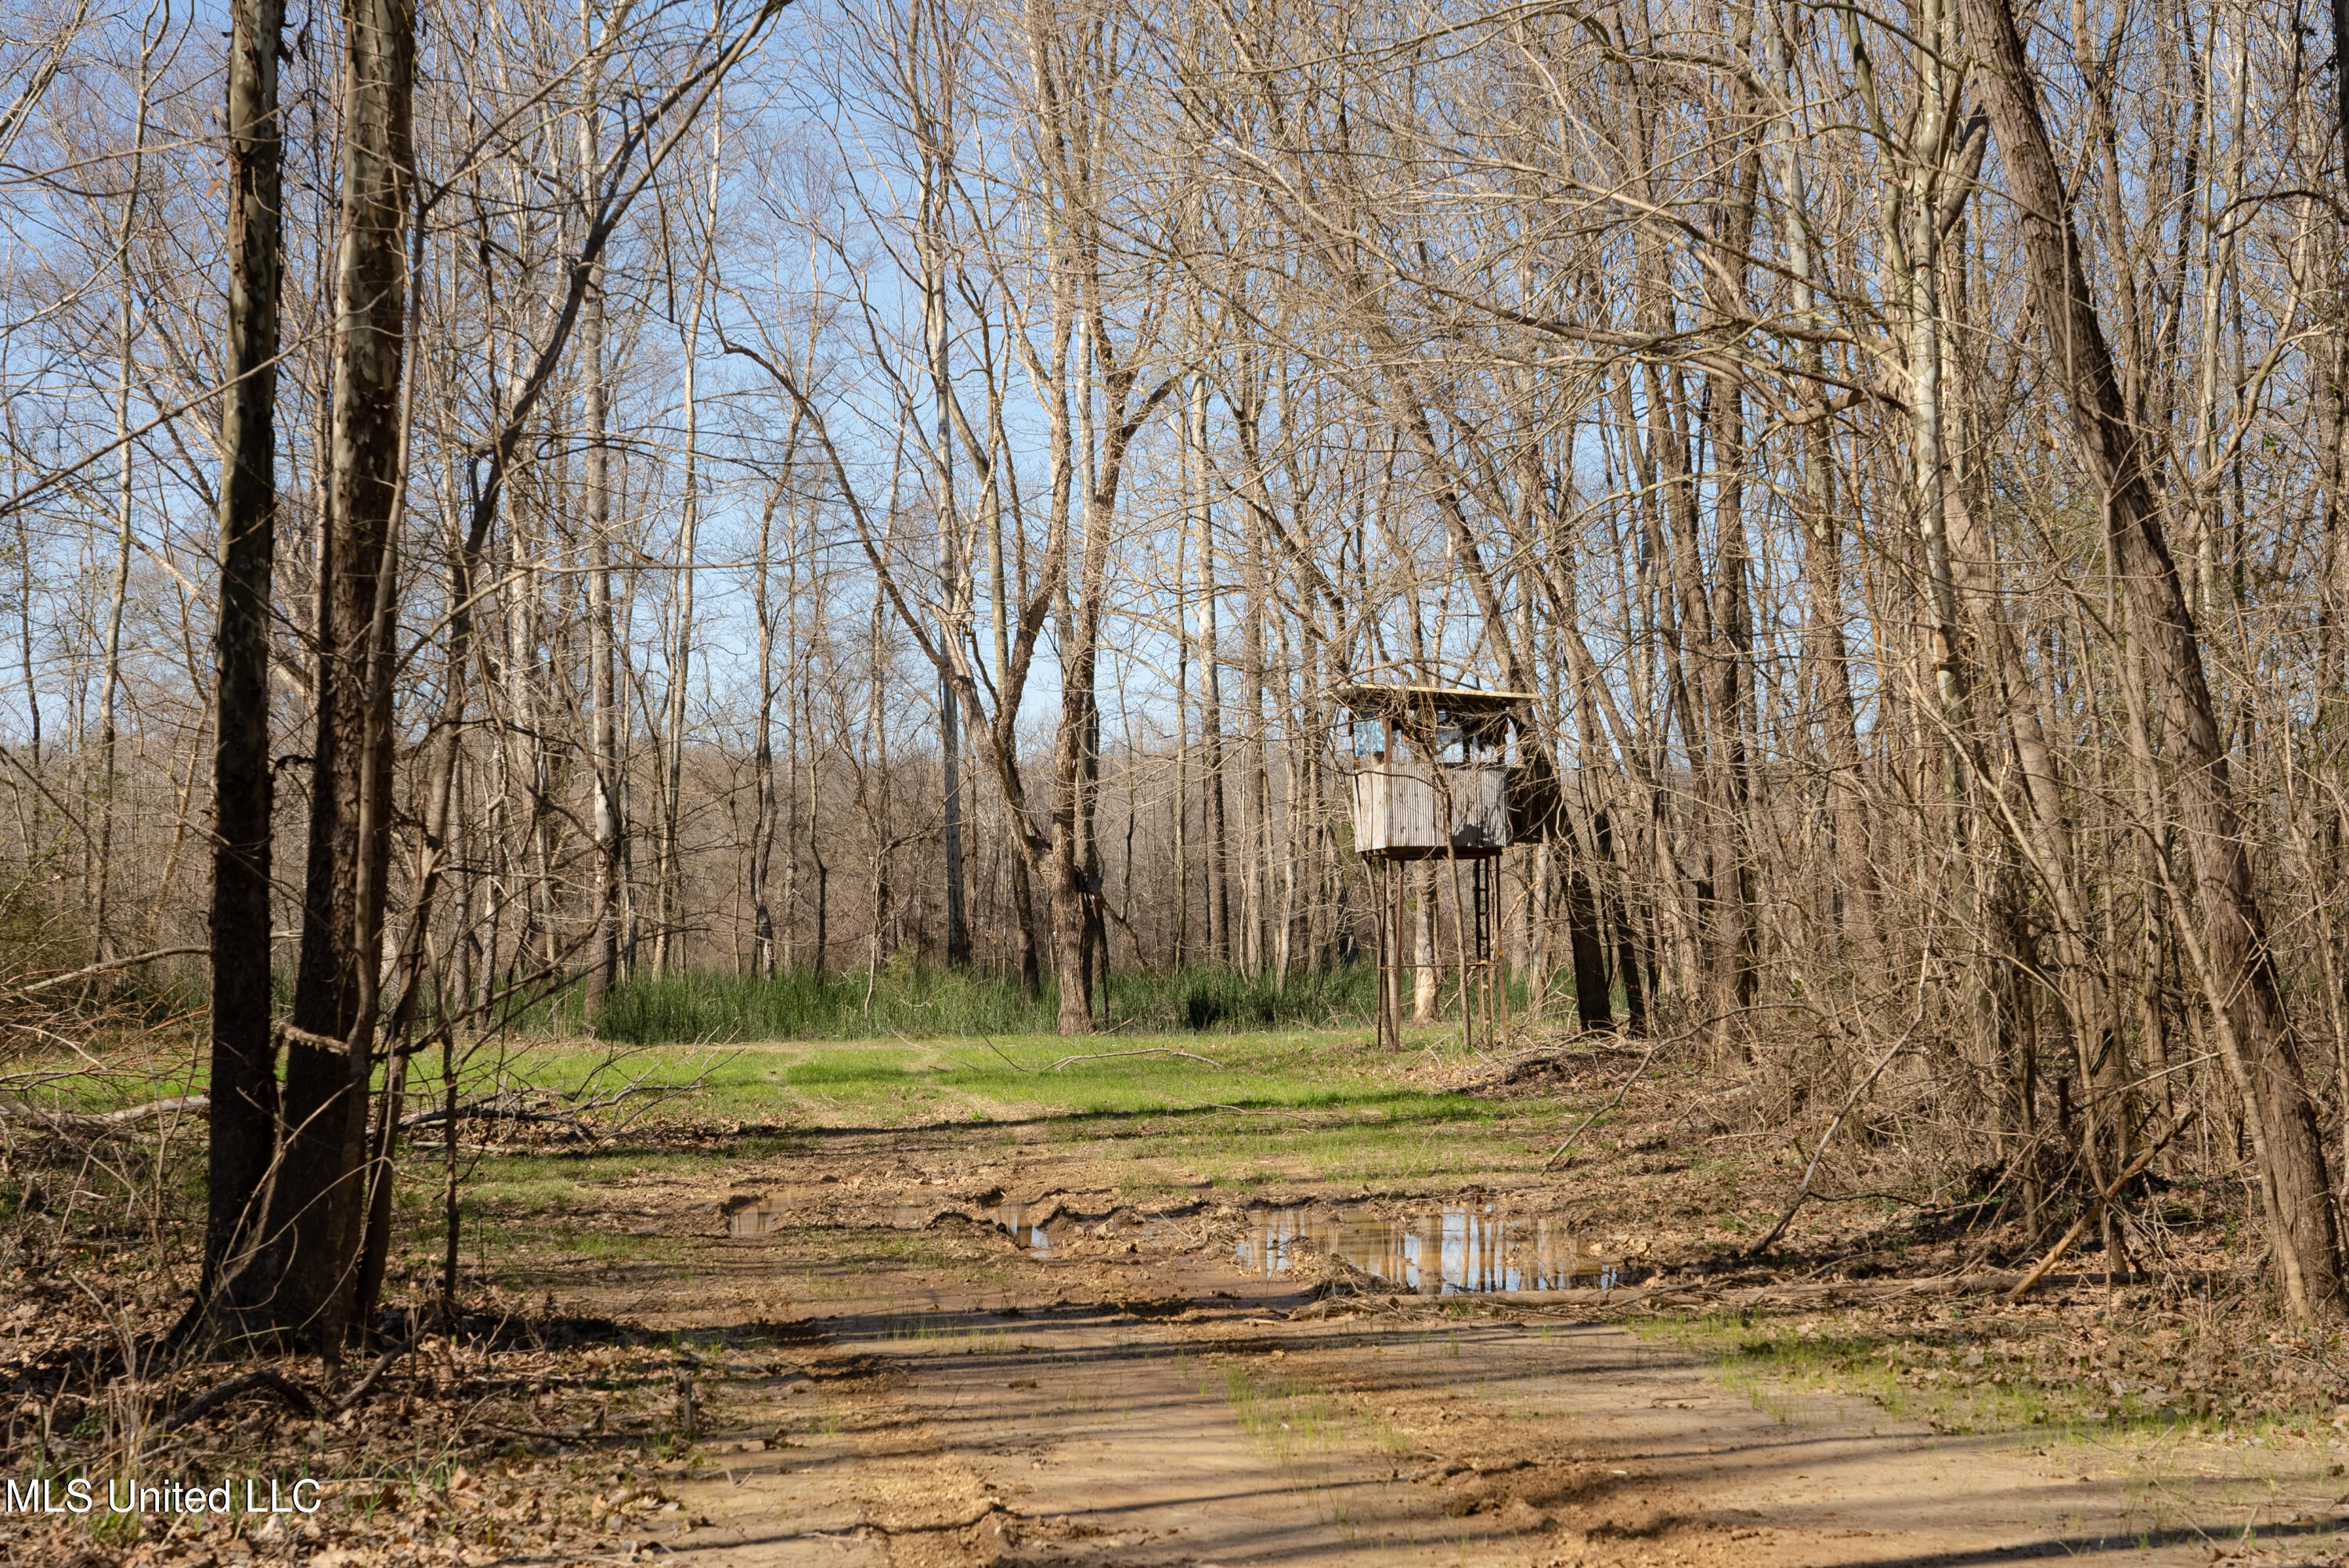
[1348,764,1509,859]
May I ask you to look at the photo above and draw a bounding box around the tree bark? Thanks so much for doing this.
[751,484,784,975]
[580,15,621,1020]
[204,0,287,1311]
[265,0,415,1348]
[1565,859,1611,1032]
[1412,863,1438,1021]
[1192,375,1229,967]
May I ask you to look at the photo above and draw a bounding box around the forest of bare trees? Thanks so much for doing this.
[9,0,2349,1340]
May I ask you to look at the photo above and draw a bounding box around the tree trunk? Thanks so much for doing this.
[1049,690,1095,1034]
[93,57,151,965]
[1009,844,1041,997]
[204,0,287,1310]
[265,0,415,1349]
[580,23,621,1020]
[751,486,782,975]
[1412,863,1438,1021]
[1566,858,1611,1033]
[1594,808,1647,1036]
[920,120,971,970]
[1171,464,1190,971]
[1192,377,1229,967]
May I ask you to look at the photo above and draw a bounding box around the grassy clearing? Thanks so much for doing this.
[1,958,1433,1112]
[497,1027,1568,1190]
[9,983,1535,1121]
[425,1027,1586,1299]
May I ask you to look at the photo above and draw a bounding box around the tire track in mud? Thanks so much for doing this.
[588,1171,2349,1567]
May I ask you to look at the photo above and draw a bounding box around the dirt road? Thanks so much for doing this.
[529,1151,2348,1568]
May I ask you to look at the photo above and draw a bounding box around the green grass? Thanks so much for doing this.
[430,1029,1574,1290]
[1216,1361,1348,1465]
[493,1027,1551,1187]
[3,957,1556,1136]
[555,1227,684,1263]
[563,960,1402,1045]
[9,1015,1561,1207]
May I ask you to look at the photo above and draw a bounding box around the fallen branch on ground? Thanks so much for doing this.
[1193,1102,1345,1121]
[157,1368,316,1432]
[1,946,208,1000]
[399,1100,588,1134]
[333,1339,419,1412]
[0,1094,209,1135]
[398,1072,714,1135]
[1746,994,1929,1256]
[1541,1036,1666,1170]
[1290,1266,2192,1321]
[1044,1047,1224,1071]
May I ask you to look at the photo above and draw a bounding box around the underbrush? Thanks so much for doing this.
[0,1034,743,1564]
[551,959,1506,1044]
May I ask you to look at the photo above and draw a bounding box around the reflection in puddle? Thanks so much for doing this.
[724,1196,948,1238]
[724,1196,780,1237]
[994,1202,1054,1256]
[1234,1206,1627,1293]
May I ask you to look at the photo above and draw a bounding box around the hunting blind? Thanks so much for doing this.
[1337,682,1543,1051]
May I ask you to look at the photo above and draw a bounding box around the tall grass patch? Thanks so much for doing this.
[578,960,1398,1044]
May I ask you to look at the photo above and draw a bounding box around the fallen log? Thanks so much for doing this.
[1290,1283,1703,1317]
[1,947,209,1000]
[399,1101,586,1133]
[333,1338,418,1412]
[0,1094,210,1136]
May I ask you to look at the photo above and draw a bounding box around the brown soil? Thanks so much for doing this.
[524,1137,2349,1568]
[11,1046,2346,1568]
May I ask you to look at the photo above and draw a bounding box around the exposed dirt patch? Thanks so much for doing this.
[12,1036,2348,1566]
[503,1119,2349,1567]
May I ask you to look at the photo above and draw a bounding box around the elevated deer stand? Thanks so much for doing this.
[1338,683,1536,1052]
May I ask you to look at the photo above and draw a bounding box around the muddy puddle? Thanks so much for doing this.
[1234,1206,1630,1293]
[992,1201,1059,1256]
[723,1193,1084,1253]
[725,1196,951,1238]
[727,1192,1626,1294]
